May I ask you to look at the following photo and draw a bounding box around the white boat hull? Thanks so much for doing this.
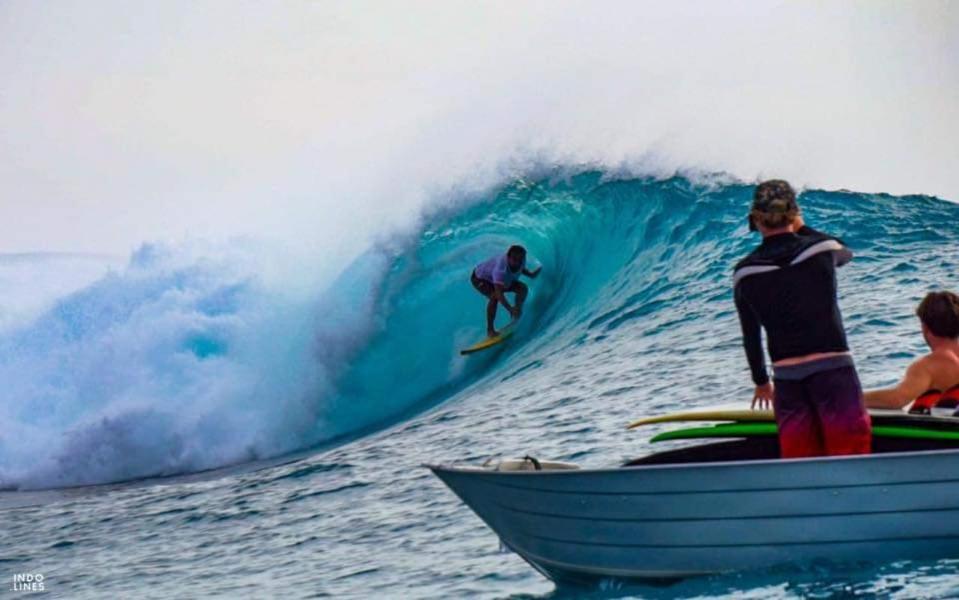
[429,449,959,583]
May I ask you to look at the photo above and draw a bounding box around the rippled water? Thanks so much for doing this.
[2,174,958,598]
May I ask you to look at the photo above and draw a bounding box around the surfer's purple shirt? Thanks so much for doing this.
[474,254,525,287]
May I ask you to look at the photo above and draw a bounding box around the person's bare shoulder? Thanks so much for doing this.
[922,351,959,383]
[909,354,936,375]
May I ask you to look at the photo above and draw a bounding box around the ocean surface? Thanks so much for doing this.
[2,173,958,598]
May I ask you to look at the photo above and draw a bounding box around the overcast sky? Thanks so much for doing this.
[1,1,956,255]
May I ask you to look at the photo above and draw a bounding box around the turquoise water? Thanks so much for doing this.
[2,173,958,598]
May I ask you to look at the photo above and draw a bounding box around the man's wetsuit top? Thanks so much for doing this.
[733,226,853,385]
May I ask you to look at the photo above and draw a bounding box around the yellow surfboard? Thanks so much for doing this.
[627,407,916,430]
[460,321,518,356]
[627,408,774,429]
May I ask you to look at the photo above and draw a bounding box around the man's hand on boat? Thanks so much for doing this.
[752,382,774,410]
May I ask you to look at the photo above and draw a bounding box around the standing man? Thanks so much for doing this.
[471,245,541,337]
[733,180,871,458]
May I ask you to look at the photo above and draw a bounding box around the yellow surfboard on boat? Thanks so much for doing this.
[627,408,774,429]
[626,407,917,430]
[460,321,518,356]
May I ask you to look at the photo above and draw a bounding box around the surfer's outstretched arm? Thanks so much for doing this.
[522,266,541,278]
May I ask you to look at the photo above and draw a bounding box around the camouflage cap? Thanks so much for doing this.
[752,180,798,214]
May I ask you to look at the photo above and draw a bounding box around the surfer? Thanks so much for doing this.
[864,291,959,413]
[733,180,871,458]
[471,245,541,337]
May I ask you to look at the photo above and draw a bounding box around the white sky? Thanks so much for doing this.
[1,1,956,254]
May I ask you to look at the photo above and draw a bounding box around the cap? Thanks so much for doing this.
[751,180,798,214]
[749,180,798,231]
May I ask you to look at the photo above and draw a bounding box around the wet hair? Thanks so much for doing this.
[751,180,799,230]
[507,245,527,259]
[916,291,959,339]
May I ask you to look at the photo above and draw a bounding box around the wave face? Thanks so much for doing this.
[1,173,956,489]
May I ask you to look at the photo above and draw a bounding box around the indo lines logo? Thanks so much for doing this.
[10,573,44,593]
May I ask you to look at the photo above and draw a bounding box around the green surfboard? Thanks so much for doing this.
[629,407,958,430]
[651,422,959,443]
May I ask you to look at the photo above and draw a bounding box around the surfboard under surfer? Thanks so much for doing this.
[471,245,541,337]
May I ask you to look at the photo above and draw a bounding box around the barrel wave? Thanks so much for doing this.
[1,172,956,490]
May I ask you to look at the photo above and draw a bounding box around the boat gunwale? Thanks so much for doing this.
[425,446,959,478]
[467,473,959,496]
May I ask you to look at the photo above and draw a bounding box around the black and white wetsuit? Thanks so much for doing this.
[733,226,853,386]
[734,225,871,458]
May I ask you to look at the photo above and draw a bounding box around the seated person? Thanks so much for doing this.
[864,291,959,414]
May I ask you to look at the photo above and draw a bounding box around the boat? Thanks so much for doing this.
[428,431,959,585]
